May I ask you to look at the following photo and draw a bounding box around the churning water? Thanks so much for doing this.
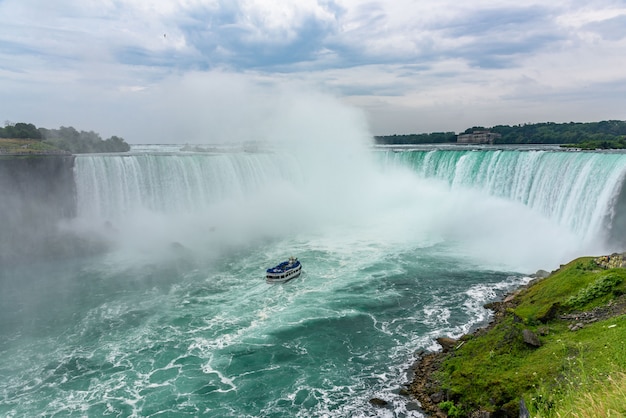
[2,142,626,417]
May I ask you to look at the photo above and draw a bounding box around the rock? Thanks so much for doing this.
[512,313,524,324]
[469,411,491,418]
[534,269,550,279]
[484,301,500,310]
[436,337,458,352]
[569,323,584,331]
[519,398,531,418]
[430,391,444,404]
[503,293,518,303]
[595,253,626,269]
[537,303,561,323]
[405,401,421,411]
[522,329,542,347]
[408,351,448,417]
[437,337,459,353]
[369,398,388,407]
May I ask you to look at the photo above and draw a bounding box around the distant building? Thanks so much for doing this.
[457,130,501,144]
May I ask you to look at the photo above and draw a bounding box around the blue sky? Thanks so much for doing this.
[1,0,626,143]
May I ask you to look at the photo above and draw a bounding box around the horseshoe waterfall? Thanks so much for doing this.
[2,145,626,417]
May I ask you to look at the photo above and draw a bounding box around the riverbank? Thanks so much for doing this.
[408,254,626,417]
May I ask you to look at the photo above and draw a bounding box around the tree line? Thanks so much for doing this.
[0,122,130,153]
[374,131,457,145]
[376,120,626,146]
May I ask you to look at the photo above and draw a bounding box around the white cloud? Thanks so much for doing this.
[1,0,626,138]
[557,5,626,28]
[238,0,336,42]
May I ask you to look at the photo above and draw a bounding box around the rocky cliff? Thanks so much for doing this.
[0,155,76,263]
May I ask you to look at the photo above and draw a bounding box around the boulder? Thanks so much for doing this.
[397,387,410,397]
[522,329,542,347]
[369,398,389,407]
[430,391,444,404]
[436,337,458,352]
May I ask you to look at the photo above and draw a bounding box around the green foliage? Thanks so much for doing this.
[561,137,626,150]
[41,126,130,153]
[433,257,626,416]
[103,136,131,152]
[491,120,626,145]
[461,126,486,135]
[439,401,466,417]
[0,122,42,139]
[437,316,547,414]
[513,259,593,322]
[375,119,626,146]
[574,259,599,271]
[374,131,457,144]
[564,273,624,309]
[510,258,626,322]
[1,122,130,153]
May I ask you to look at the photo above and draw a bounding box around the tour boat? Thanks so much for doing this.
[266,257,302,283]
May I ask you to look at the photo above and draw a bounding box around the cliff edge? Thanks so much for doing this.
[0,155,77,263]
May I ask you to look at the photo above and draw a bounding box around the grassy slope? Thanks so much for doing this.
[429,257,626,417]
[0,138,60,153]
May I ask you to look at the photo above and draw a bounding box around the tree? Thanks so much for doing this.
[103,136,131,152]
[41,126,131,153]
[0,122,42,139]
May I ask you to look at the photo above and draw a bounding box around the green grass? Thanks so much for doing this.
[0,138,60,153]
[432,257,626,417]
[514,258,626,322]
[545,372,626,417]
[529,318,626,417]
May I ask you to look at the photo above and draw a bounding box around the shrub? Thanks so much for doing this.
[564,274,623,309]
[439,401,466,418]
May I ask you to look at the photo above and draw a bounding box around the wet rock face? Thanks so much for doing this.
[368,398,388,407]
[0,155,76,262]
[0,155,76,219]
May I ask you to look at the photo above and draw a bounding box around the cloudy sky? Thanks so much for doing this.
[1,0,626,143]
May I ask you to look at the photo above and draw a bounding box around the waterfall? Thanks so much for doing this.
[382,149,626,246]
[74,152,304,220]
[72,147,626,260]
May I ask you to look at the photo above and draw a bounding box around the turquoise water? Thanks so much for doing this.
[2,145,626,417]
[0,240,525,417]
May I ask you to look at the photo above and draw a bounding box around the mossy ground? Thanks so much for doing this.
[413,256,626,417]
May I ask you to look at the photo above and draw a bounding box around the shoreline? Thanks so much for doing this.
[404,254,626,417]
[406,281,525,417]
